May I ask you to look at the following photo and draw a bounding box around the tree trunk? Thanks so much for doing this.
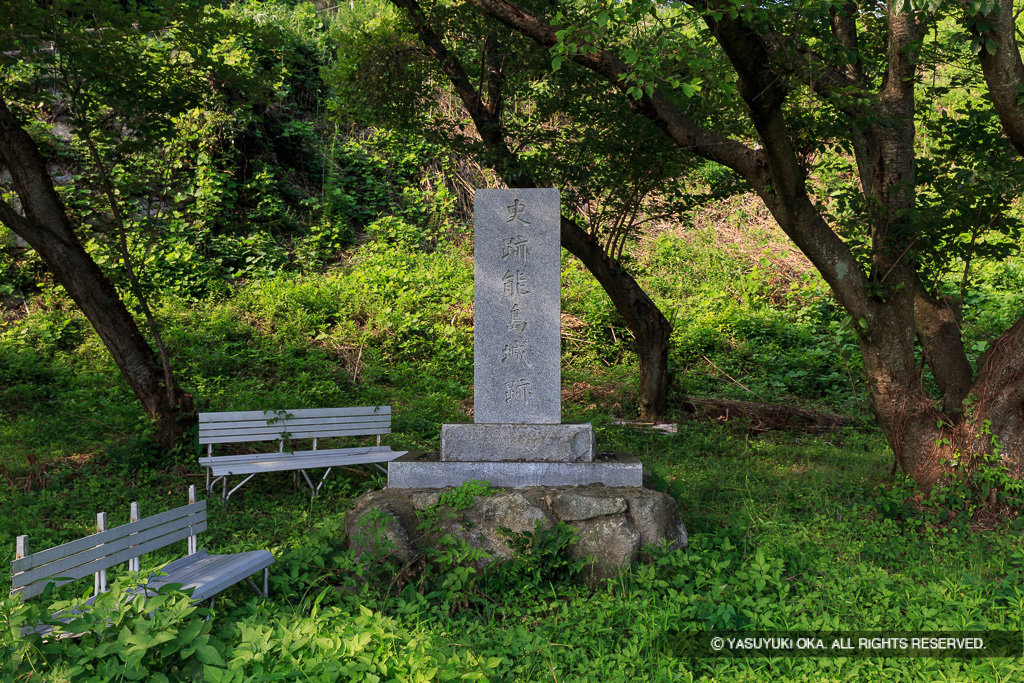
[0,98,195,450]
[388,0,674,417]
[970,0,1024,156]
[559,218,671,418]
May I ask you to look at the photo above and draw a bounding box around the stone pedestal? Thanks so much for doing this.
[387,451,643,489]
[345,484,687,583]
[440,422,596,462]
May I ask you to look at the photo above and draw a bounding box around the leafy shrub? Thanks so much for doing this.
[875,424,1024,532]
[2,578,223,682]
[492,521,584,592]
[437,480,494,511]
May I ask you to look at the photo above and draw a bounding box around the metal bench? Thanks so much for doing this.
[11,486,274,636]
[198,406,406,500]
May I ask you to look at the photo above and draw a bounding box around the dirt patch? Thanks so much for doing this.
[1,454,58,491]
[0,294,30,325]
[448,302,473,327]
[308,338,367,382]
[681,397,854,433]
[562,379,632,414]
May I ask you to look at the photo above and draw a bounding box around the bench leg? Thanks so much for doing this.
[225,474,257,502]
[299,469,316,493]
[299,468,334,497]
[315,467,333,496]
[244,577,263,598]
[241,568,270,598]
[207,473,226,495]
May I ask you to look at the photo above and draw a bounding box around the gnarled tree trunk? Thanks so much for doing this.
[0,97,195,450]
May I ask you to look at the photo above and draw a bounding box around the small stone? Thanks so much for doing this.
[409,492,440,511]
[568,514,641,583]
[551,491,627,521]
[626,489,689,553]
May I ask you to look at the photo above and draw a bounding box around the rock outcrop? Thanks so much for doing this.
[345,484,687,582]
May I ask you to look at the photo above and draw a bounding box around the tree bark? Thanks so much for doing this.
[389,0,672,417]
[0,97,195,450]
[970,0,1024,155]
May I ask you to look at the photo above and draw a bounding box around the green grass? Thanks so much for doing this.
[3,392,1023,680]
[3,231,1024,681]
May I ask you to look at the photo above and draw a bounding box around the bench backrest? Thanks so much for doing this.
[198,406,392,447]
[12,490,205,600]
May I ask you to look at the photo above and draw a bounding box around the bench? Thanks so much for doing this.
[11,486,274,636]
[198,406,406,500]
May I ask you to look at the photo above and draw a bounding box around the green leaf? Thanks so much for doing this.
[196,644,225,666]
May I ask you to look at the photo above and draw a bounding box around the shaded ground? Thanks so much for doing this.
[680,396,855,433]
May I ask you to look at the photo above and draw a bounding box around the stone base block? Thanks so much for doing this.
[345,483,687,583]
[387,451,641,488]
[440,422,596,462]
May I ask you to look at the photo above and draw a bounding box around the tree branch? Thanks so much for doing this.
[970,0,1024,155]
[0,197,34,236]
[462,0,872,318]
[462,0,760,175]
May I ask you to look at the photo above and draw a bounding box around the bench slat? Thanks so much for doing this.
[199,419,390,441]
[201,426,391,445]
[14,521,207,599]
[148,549,274,603]
[11,502,205,575]
[12,513,206,590]
[198,421,390,441]
[201,450,405,477]
[199,446,392,465]
[199,406,390,423]
[198,415,391,433]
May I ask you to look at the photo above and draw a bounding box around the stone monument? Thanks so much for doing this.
[388,188,642,488]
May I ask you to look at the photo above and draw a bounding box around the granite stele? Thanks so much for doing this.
[388,188,642,488]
